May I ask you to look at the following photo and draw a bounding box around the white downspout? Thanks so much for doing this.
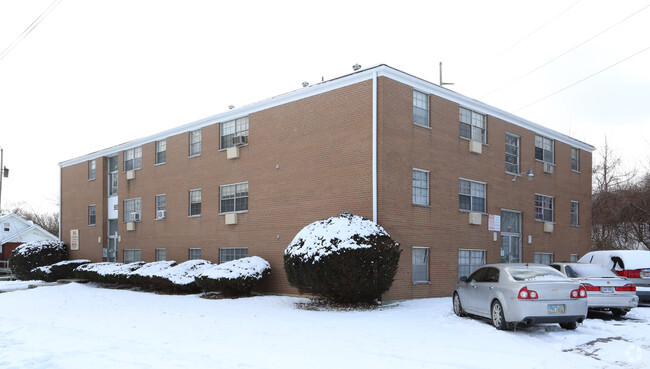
[372,71,378,223]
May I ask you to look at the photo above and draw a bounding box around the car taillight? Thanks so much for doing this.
[616,269,642,278]
[518,286,538,299]
[582,283,600,291]
[615,284,636,292]
[571,285,587,298]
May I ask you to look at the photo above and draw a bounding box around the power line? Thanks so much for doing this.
[0,0,63,63]
[514,45,650,112]
[482,3,650,99]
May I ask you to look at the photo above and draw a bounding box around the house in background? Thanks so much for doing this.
[59,64,594,300]
[0,213,60,260]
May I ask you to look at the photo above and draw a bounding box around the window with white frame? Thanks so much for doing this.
[189,189,201,216]
[124,249,142,264]
[413,90,429,127]
[155,194,166,219]
[88,205,96,226]
[412,169,429,206]
[189,248,202,260]
[155,248,167,261]
[570,254,579,262]
[189,129,201,156]
[220,248,248,263]
[459,249,486,278]
[459,107,486,143]
[571,147,580,172]
[412,247,429,283]
[534,194,554,222]
[108,156,118,196]
[156,140,166,164]
[220,117,249,149]
[459,179,486,212]
[534,252,554,264]
[220,182,248,213]
[123,198,142,222]
[570,201,579,227]
[88,160,96,180]
[535,135,554,163]
[3,223,9,232]
[505,133,520,174]
[124,147,142,171]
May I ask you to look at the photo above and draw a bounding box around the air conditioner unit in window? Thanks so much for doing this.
[468,212,482,225]
[126,170,136,180]
[544,221,554,233]
[469,140,482,154]
[130,212,141,222]
[156,210,166,219]
[225,213,238,225]
[226,146,240,159]
[232,135,248,146]
[543,162,554,174]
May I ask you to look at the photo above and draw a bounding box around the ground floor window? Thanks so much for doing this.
[156,248,167,261]
[412,247,429,283]
[220,247,248,263]
[534,252,554,264]
[459,249,486,279]
[189,248,202,260]
[88,205,96,226]
[124,249,142,264]
[570,254,579,262]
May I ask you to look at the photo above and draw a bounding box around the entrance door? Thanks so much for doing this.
[107,219,118,262]
[500,210,521,263]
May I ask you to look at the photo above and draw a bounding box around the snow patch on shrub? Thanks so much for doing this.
[198,256,270,280]
[130,260,177,278]
[151,259,212,285]
[13,240,67,257]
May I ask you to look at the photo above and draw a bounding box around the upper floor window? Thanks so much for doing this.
[190,129,202,157]
[189,189,201,216]
[123,198,142,222]
[124,147,142,171]
[571,148,580,172]
[413,90,429,127]
[535,135,554,163]
[459,107,486,143]
[412,169,429,206]
[570,201,579,227]
[3,222,10,232]
[88,160,96,180]
[505,133,520,174]
[534,194,554,222]
[459,179,486,213]
[108,156,118,196]
[155,194,166,219]
[88,205,96,226]
[220,117,249,149]
[156,140,166,164]
[220,248,248,263]
[220,182,248,213]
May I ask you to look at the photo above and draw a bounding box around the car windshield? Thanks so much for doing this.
[506,266,568,282]
[565,264,618,278]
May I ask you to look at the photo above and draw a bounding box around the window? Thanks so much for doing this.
[534,194,554,222]
[535,135,554,163]
[459,107,486,143]
[505,133,520,174]
[412,247,429,283]
[571,201,579,227]
[220,248,248,263]
[108,156,118,196]
[189,189,201,216]
[124,147,142,171]
[571,148,580,172]
[220,117,249,149]
[412,169,429,206]
[88,205,96,226]
[190,129,201,156]
[459,249,486,279]
[156,140,166,164]
[459,179,486,212]
[220,182,248,213]
[570,254,579,262]
[3,223,9,232]
[413,90,429,127]
[88,160,96,180]
[123,198,142,222]
[155,248,167,261]
[189,248,202,260]
[155,194,166,219]
[534,252,554,264]
[124,249,142,264]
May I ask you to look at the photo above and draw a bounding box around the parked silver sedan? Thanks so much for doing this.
[550,262,639,316]
[453,264,588,330]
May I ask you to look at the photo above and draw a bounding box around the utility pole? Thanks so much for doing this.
[439,62,454,87]
[0,147,7,214]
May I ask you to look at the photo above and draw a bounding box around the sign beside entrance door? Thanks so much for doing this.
[488,214,501,231]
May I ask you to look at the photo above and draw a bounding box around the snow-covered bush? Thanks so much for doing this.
[284,213,401,303]
[9,240,68,280]
[195,256,271,297]
[148,260,213,294]
[30,259,91,282]
[75,262,145,284]
[127,260,177,289]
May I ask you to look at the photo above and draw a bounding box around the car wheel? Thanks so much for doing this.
[611,309,627,317]
[453,292,465,317]
[560,322,578,330]
[491,300,507,330]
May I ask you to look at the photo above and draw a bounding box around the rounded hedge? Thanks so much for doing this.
[284,213,401,303]
[9,240,68,280]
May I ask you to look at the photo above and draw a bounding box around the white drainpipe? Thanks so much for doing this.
[372,71,378,223]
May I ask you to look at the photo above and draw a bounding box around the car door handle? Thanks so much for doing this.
[489,286,494,290]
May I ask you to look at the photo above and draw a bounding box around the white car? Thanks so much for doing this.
[453,264,588,330]
[579,250,650,303]
[550,262,639,316]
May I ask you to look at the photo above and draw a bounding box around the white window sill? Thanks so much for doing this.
[413,281,431,285]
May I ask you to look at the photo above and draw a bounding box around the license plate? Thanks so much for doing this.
[601,286,614,293]
[548,304,565,314]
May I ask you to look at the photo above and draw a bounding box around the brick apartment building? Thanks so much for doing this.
[59,64,594,300]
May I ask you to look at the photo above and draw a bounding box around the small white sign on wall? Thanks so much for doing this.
[488,215,501,231]
[108,196,118,220]
[70,229,79,250]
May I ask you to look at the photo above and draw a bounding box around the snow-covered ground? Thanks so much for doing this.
[1,282,648,369]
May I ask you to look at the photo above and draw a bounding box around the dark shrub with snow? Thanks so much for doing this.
[127,260,177,289]
[284,213,401,303]
[195,256,271,297]
[75,262,145,284]
[9,240,68,280]
[147,260,212,294]
[30,259,91,282]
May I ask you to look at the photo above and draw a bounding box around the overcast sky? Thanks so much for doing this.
[1,0,649,214]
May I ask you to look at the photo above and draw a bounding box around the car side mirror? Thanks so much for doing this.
[459,276,468,282]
